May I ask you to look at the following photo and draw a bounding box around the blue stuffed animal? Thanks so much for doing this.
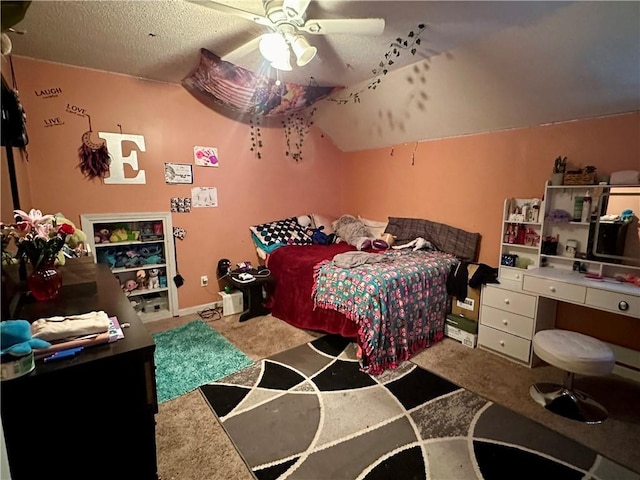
[140,245,165,265]
[1,320,51,357]
[307,226,330,245]
[97,248,117,268]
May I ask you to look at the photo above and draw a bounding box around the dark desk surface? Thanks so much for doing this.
[2,263,159,479]
[9,262,155,376]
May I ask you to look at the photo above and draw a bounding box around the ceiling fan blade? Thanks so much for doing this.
[300,18,385,35]
[221,35,263,63]
[283,0,311,19]
[186,1,274,28]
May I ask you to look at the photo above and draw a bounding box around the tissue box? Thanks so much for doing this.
[610,170,639,185]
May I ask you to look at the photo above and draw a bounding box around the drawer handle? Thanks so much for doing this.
[504,299,510,305]
[499,340,505,346]
[515,274,520,279]
[502,319,508,325]
[549,286,556,293]
[618,301,629,312]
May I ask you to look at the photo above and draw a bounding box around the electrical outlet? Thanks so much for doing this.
[200,275,208,287]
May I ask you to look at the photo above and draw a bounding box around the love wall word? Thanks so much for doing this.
[66,104,87,117]
[34,87,62,99]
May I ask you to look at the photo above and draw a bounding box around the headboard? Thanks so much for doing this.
[385,217,480,262]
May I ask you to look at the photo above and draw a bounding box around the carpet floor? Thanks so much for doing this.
[153,320,253,403]
[200,335,638,480]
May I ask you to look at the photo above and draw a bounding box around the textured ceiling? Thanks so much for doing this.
[6,1,640,152]
[10,1,571,87]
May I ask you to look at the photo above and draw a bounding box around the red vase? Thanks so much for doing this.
[27,261,63,301]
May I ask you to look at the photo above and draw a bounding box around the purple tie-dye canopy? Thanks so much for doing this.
[182,48,341,118]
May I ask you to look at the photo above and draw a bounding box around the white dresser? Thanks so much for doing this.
[479,272,556,366]
[480,186,640,378]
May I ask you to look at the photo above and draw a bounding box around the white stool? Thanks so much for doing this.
[530,329,615,424]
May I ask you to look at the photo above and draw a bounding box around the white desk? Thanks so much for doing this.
[522,268,640,319]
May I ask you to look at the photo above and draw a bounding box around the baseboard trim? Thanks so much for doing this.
[178,302,221,317]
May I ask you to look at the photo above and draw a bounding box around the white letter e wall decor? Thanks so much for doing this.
[98,132,147,184]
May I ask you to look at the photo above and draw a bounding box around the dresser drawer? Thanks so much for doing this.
[586,288,640,318]
[478,325,531,363]
[496,278,522,292]
[480,305,535,339]
[482,285,536,317]
[500,267,526,285]
[523,275,586,304]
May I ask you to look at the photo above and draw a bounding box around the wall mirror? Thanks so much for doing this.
[589,186,640,266]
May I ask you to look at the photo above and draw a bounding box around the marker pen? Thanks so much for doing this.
[43,347,84,363]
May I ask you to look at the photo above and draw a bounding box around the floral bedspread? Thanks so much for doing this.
[313,249,459,374]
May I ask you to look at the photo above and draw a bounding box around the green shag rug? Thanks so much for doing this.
[152,320,253,403]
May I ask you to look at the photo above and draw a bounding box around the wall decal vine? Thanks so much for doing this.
[327,23,427,105]
[283,107,317,162]
[249,116,263,159]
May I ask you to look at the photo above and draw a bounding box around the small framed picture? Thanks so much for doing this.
[164,163,193,184]
[564,239,579,258]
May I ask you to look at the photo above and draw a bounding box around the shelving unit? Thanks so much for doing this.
[478,194,554,367]
[479,184,640,368]
[81,212,179,322]
[497,197,544,288]
[540,184,640,278]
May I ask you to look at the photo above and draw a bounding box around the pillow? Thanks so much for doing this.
[311,213,337,234]
[249,216,312,250]
[251,232,284,254]
[385,217,480,262]
[357,216,388,238]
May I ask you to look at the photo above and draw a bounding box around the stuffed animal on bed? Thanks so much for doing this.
[332,215,388,251]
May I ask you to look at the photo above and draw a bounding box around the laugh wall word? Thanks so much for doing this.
[98,132,147,184]
[66,104,87,117]
[43,117,64,128]
[34,87,62,99]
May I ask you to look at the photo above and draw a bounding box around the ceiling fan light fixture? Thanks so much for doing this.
[291,34,317,67]
[270,55,293,71]
[259,33,288,59]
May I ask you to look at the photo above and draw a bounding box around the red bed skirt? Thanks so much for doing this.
[265,243,359,339]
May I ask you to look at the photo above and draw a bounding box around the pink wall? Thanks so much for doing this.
[340,113,640,349]
[8,55,640,339]
[9,57,347,310]
[342,113,640,266]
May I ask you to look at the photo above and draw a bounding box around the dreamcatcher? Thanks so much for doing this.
[77,114,111,180]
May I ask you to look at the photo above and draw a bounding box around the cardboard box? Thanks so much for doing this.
[446,314,478,334]
[444,324,478,348]
[451,264,481,321]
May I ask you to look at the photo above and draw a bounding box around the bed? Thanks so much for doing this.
[258,216,481,374]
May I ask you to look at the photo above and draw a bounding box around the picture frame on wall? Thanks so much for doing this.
[164,163,193,184]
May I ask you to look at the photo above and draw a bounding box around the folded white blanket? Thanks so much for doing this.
[31,311,110,342]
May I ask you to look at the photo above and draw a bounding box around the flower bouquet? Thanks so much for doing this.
[1,209,80,301]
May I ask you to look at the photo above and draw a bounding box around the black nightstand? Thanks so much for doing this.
[228,269,273,322]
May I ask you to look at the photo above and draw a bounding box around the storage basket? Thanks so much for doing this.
[563,172,597,185]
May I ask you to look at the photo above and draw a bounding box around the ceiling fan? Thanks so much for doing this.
[187,0,385,71]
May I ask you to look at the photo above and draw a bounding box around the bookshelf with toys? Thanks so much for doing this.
[81,212,179,321]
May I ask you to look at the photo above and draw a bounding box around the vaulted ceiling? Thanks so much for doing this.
[7,1,640,151]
